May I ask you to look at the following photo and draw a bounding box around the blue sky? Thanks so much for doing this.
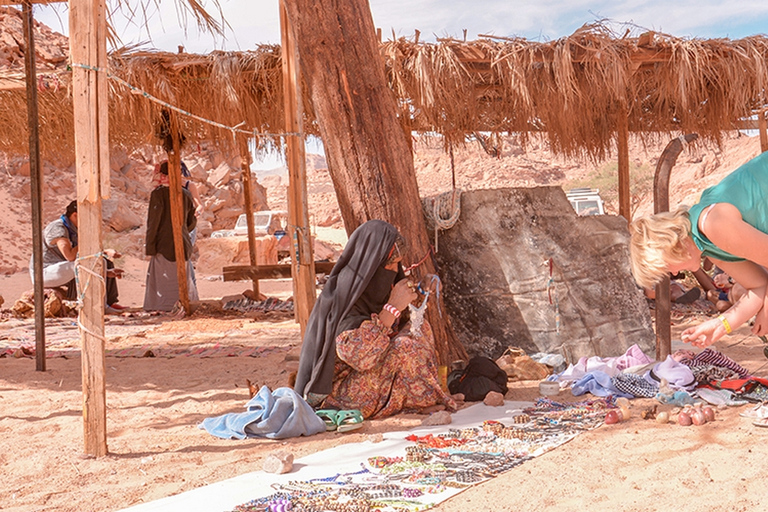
[35,0,768,54]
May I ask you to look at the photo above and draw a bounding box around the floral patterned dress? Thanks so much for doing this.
[323,315,456,419]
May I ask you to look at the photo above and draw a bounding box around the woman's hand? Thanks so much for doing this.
[388,279,418,312]
[681,318,727,348]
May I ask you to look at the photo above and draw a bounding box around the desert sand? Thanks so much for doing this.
[3,133,768,512]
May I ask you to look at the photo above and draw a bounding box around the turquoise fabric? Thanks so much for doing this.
[688,151,768,262]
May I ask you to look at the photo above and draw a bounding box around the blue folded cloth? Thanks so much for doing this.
[200,385,326,440]
[571,371,633,398]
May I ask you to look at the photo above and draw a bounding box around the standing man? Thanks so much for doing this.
[143,162,199,311]
[30,200,124,311]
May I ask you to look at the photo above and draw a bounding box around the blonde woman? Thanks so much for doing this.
[629,151,768,348]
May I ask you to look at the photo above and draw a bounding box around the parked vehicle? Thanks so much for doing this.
[211,210,288,238]
[566,188,605,216]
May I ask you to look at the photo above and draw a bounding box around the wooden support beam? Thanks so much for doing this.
[239,134,260,297]
[70,0,108,458]
[22,1,46,371]
[223,261,336,281]
[652,133,699,361]
[280,0,316,337]
[759,108,768,153]
[617,104,630,221]
[166,113,191,315]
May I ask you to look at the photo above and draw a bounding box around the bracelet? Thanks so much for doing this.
[383,303,401,319]
[717,315,732,334]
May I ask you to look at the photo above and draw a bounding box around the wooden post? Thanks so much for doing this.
[70,0,108,457]
[239,134,260,296]
[166,112,191,314]
[280,0,316,336]
[22,1,46,371]
[653,133,699,361]
[617,104,630,221]
[759,108,768,153]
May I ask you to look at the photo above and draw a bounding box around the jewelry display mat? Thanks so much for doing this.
[120,400,587,512]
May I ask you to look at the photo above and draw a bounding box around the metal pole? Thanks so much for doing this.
[22,0,46,371]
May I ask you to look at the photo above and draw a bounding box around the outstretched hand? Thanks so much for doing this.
[680,318,724,349]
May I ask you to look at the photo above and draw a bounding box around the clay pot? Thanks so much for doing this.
[604,410,622,424]
[678,411,692,426]
[703,407,716,422]
[656,411,669,424]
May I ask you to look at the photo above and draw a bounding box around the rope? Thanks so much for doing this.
[70,63,301,141]
[403,247,432,275]
[422,189,462,252]
[74,252,108,342]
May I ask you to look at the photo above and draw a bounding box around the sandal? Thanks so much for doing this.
[335,409,364,433]
[315,409,339,431]
[753,417,768,427]
[739,403,768,419]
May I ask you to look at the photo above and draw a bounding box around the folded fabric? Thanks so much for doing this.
[200,385,326,440]
[571,371,633,398]
[656,390,695,406]
[644,355,696,391]
[614,344,655,371]
[612,372,658,398]
[690,348,751,379]
[695,387,749,406]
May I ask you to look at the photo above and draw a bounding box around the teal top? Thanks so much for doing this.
[687,151,768,262]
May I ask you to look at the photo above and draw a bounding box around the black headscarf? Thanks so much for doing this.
[294,220,405,402]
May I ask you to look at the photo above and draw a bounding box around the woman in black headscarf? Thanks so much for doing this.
[294,220,456,419]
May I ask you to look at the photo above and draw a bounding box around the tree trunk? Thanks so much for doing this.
[282,0,467,364]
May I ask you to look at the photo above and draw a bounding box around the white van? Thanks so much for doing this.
[233,210,287,237]
[566,188,605,216]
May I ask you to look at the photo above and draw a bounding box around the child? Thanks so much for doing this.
[629,151,768,348]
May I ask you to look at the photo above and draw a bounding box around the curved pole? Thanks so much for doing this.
[652,133,698,361]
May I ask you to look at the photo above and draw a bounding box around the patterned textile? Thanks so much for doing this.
[323,316,456,419]
[690,348,750,379]
[612,372,659,398]
[689,363,741,385]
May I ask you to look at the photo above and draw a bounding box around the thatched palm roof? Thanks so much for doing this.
[1,21,767,161]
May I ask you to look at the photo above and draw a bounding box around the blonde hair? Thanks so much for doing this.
[628,207,692,289]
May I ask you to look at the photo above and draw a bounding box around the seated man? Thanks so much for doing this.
[29,200,124,311]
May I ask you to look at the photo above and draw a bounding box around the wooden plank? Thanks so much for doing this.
[166,113,191,314]
[238,134,260,296]
[223,261,336,281]
[70,0,108,457]
[280,0,316,337]
[617,103,630,221]
[22,1,46,372]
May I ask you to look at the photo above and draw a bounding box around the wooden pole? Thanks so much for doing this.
[239,134,260,297]
[70,0,108,457]
[617,104,630,221]
[166,112,191,314]
[758,108,768,153]
[280,0,316,336]
[22,1,46,371]
[653,133,699,361]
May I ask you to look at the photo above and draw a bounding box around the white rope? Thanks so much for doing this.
[423,189,462,252]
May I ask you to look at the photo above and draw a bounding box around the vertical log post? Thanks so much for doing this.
[166,112,191,314]
[70,0,108,457]
[617,104,630,221]
[22,1,46,371]
[653,133,699,361]
[239,134,260,296]
[280,0,316,336]
[758,108,768,153]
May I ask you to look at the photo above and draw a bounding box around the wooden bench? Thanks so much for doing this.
[222,261,337,281]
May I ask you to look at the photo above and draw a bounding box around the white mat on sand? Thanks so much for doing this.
[119,401,536,512]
